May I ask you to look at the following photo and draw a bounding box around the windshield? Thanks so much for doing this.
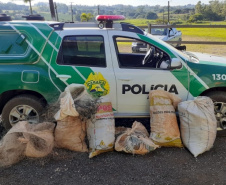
[151,28,167,35]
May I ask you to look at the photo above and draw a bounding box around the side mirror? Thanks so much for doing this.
[170,58,182,69]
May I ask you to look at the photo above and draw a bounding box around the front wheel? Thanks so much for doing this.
[205,91,226,131]
[2,95,46,130]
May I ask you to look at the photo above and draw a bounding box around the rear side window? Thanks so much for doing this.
[0,32,28,55]
[57,35,106,67]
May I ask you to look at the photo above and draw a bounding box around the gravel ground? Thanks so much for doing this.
[1,118,226,185]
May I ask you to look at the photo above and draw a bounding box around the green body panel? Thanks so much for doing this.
[171,65,189,91]
[0,22,65,103]
[0,23,38,63]
[76,66,94,79]
[0,64,61,103]
[188,61,226,93]
[0,22,95,105]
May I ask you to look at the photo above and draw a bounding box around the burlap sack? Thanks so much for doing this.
[54,84,88,152]
[178,96,217,157]
[0,121,55,167]
[115,121,159,155]
[87,95,115,158]
[149,90,183,147]
[0,132,26,167]
[18,122,55,158]
[55,116,88,152]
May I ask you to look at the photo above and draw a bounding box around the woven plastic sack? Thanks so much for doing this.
[54,84,88,152]
[149,90,183,147]
[0,121,55,167]
[87,95,115,158]
[115,121,159,155]
[178,96,217,157]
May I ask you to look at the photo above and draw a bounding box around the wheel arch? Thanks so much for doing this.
[0,90,47,114]
[200,87,226,96]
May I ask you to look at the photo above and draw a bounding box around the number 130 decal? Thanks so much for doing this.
[212,74,226,80]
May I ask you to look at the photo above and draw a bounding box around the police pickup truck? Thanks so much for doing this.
[0,15,226,130]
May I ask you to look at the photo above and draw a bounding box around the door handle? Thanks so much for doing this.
[118,78,132,81]
[56,75,71,82]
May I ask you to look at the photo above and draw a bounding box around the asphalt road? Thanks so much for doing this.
[1,118,226,185]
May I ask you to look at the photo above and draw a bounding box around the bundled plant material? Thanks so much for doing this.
[0,121,55,167]
[54,84,91,152]
[149,90,183,147]
[115,121,159,155]
[72,87,99,122]
[87,95,115,158]
[178,96,217,157]
[44,84,99,123]
[115,126,130,138]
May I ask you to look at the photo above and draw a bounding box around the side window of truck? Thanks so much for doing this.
[0,32,28,55]
[57,35,106,67]
[114,36,171,69]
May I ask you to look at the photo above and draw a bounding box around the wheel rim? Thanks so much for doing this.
[214,102,226,130]
[9,105,39,126]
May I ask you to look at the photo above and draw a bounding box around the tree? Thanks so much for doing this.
[195,1,203,14]
[23,0,32,15]
[80,13,93,22]
[202,5,222,21]
[222,1,226,20]
[188,13,203,22]
[145,11,158,20]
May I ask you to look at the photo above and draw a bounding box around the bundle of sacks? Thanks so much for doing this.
[54,84,115,158]
[149,90,217,157]
[0,87,218,167]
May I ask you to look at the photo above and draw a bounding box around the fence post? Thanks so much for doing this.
[147,23,151,50]
[148,23,151,34]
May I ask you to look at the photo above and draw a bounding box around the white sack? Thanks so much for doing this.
[86,95,115,158]
[178,96,217,157]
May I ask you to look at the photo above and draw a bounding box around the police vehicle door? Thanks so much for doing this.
[108,31,189,116]
[50,30,117,110]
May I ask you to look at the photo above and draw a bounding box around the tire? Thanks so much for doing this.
[2,95,46,130]
[205,91,226,136]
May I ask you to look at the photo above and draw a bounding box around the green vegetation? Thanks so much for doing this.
[80,13,93,22]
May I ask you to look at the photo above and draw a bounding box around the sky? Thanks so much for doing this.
[1,0,211,6]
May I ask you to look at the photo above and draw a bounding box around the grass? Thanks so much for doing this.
[180,28,226,40]
[123,19,226,56]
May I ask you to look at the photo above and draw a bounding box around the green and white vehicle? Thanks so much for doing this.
[0,15,226,130]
